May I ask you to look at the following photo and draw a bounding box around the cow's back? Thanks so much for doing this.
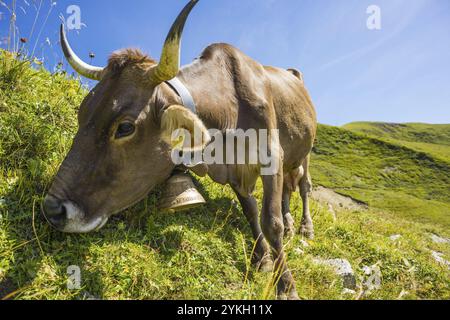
[180,43,317,172]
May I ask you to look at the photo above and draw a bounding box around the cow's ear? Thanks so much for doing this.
[161,105,211,151]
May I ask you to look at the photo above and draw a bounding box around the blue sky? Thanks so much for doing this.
[1,0,449,125]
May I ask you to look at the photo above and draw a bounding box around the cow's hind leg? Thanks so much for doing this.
[282,188,295,238]
[299,155,314,239]
[261,170,298,300]
[235,192,273,272]
[282,167,303,238]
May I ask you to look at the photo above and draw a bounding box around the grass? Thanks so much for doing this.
[343,122,450,163]
[0,50,449,300]
[311,124,450,227]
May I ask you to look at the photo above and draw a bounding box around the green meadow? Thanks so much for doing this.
[1,51,449,300]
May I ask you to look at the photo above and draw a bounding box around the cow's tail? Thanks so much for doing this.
[287,68,304,85]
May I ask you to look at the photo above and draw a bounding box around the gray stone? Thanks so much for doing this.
[431,251,450,270]
[389,234,402,241]
[313,258,357,289]
[342,288,356,295]
[430,234,450,244]
[293,247,305,256]
[299,239,310,248]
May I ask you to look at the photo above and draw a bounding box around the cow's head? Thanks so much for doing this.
[42,0,209,233]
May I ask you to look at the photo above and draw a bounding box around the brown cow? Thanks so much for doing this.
[42,0,317,300]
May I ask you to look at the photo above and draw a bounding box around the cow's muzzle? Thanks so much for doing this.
[42,195,108,233]
[42,195,67,228]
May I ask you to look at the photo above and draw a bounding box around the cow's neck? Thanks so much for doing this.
[172,60,238,131]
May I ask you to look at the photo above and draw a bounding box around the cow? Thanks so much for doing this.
[42,0,317,300]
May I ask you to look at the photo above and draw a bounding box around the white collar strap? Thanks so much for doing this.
[165,77,197,114]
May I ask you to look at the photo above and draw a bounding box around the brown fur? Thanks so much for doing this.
[107,49,157,74]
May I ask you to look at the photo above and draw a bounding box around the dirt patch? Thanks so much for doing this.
[311,186,367,212]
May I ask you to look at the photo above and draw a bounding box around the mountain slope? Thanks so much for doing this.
[1,51,449,300]
[343,122,450,163]
[311,124,450,227]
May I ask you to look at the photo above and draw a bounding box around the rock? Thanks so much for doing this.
[299,239,309,248]
[342,288,356,295]
[313,258,357,289]
[431,251,450,270]
[430,234,450,244]
[389,234,402,241]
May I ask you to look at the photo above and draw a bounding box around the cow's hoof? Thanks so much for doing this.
[257,256,274,273]
[283,213,295,239]
[288,290,300,300]
[299,224,314,240]
[285,227,295,239]
[277,290,300,300]
[277,293,287,300]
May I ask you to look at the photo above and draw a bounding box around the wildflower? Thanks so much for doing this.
[33,57,43,65]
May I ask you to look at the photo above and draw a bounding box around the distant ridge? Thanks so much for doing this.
[343,122,450,163]
[311,123,450,227]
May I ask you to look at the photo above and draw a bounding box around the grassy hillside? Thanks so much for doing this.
[343,122,450,163]
[1,51,449,300]
[312,125,450,227]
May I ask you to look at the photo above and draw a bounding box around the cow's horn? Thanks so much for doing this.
[60,24,105,81]
[148,0,199,84]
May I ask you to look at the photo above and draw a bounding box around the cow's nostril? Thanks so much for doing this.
[43,195,67,227]
[43,196,63,217]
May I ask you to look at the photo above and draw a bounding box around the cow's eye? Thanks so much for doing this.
[115,122,135,139]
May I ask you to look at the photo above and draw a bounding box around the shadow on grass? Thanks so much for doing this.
[140,176,251,272]
[0,173,254,299]
[0,182,108,299]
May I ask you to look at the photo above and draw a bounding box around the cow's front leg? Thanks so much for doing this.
[261,170,299,300]
[234,191,273,272]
